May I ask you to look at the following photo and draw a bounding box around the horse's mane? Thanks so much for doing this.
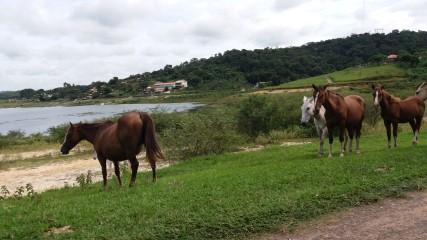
[327,90,344,100]
[382,90,401,103]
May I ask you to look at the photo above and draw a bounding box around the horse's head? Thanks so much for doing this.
[371,84,385,109]
[60,122,83,155]
[301,96,314,126]
[415,81,427,101]
[312,84,328,116]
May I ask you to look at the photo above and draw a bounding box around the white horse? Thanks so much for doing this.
[301,96,348,156]
[416,81,427,101]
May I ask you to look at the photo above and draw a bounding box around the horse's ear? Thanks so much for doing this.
[303,96,307,102]
[312,84,317,90]
[371,84,376,90]
[69,122,74,128]
[381,85,385,90]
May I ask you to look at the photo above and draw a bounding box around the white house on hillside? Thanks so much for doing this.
[152,80,188,93]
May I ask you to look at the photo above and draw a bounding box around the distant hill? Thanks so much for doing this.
[124,30,427,90]
[3,30,427,100]
[269,64,407,89]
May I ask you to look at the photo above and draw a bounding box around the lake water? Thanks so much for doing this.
[0,103,202,136]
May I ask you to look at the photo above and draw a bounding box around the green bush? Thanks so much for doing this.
[45,124,69,143]
[237,94,305,140]
[155,106,246,160]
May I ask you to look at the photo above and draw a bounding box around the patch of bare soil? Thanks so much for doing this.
[44,226,73,237]
[0,152,170,193]
[256,191,427,240]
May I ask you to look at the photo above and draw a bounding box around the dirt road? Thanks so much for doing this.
[258,190,427,240]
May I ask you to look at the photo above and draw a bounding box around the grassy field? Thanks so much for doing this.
[268,64,407,89]
[1,129,427,239]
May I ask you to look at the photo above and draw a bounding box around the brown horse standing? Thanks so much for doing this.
[372,84,425,148]
[312,84,365,157]
[60,112,165,190]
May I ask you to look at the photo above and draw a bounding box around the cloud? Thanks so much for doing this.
[0,0,426,91]
[273,0,306,11]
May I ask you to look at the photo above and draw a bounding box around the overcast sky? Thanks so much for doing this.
[0,0,426,91]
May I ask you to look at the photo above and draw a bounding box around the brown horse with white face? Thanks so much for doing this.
[372,84,425,148]
[416,81,427,101]
[312,84,365,157]
[60,112,165,190]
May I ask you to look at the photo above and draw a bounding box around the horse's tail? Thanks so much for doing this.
[140,112,165,162]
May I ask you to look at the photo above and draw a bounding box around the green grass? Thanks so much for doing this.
[269,64,407,89]
[2,130,427,239]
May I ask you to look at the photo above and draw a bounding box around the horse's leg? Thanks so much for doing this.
[319,127,327,156]
[128,158,139,187]
[355,124,362,153]
[343,130,349,152]
[113,161,122,187]
[392,122,398,147]
[409,119,419,146]
[338,124,346,157]
[384,121,392,149]
[97,155,108,190]
[327,125,334,158]
[346,128,354,153]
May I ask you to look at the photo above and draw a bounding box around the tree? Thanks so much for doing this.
[19,88,36,99]
[369,54,387,65]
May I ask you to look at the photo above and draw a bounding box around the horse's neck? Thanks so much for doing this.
[323,91,343,112]
[79,123,106,144]
[380,91,397,108]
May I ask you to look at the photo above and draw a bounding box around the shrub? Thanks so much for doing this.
[156,106,246,160]
[237,94,303,140]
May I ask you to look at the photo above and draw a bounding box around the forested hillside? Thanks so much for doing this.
[2,30,427,101]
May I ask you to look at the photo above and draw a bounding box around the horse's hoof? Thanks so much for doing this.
[328,154,333,158]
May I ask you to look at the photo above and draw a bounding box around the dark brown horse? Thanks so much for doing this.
[60,112,165,190]
[372,84,425,148]
[312,84,365,157]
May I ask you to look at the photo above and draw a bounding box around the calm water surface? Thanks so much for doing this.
[0,103,201,135]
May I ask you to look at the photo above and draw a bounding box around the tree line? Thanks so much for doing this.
[2,30,427,101]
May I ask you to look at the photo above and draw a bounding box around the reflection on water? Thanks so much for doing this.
[0,103,201,135]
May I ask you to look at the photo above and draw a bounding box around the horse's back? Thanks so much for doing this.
[117,112,144,143]
[400,96,425,118]
[344,95,365,124]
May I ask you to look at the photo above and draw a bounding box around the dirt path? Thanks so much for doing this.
[257,190,427,240]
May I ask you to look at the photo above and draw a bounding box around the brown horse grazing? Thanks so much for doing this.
[312,84,365,157]
[60,112,165,190]
[415,81,427,101]
[372,84,425,148]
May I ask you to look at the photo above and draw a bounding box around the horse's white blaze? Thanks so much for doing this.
[314,92,319,109]
[373,91,379,106]
[63,128,70,144]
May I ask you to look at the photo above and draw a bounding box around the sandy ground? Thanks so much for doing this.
[0,151,169,193]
